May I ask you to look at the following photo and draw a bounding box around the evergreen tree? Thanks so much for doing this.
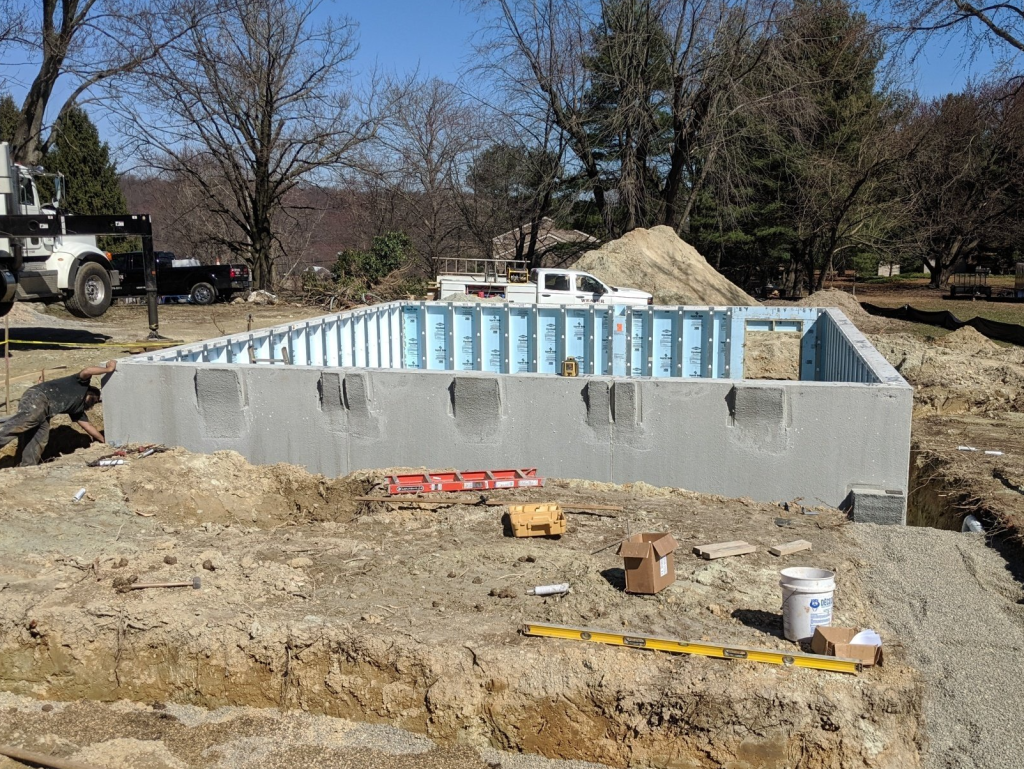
[42,105,127,216]
[582,0,673,232]
[42,105,132,251]
[0,94,20,145]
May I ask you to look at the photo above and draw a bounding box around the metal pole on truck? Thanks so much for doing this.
[142,232,160,339]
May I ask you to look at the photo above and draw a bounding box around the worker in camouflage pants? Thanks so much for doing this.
[0,360,115,466]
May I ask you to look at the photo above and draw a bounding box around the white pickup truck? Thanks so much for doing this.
[437,265,653,306]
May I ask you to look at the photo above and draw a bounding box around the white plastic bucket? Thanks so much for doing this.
[779,567,835,642]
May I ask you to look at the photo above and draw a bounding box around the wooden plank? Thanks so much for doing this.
[702,543,756,560]
[769,539,812,557]
[693,540,747,557]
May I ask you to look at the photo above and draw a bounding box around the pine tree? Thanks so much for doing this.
[42,105,132,251]
[0,94,20,144]
[43,105,127,215]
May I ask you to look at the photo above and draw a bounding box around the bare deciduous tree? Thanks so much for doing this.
[7,0,189,164]
[370,78,481,276]
[881,0,1024,59]
[118,0,388,289]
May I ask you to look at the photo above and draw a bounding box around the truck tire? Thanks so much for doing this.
[66,262,113,318]
[0,302,12,318]
[190,282,216,305]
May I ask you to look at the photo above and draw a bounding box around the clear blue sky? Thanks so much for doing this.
[345,0,998,97]
[0,0,1011,139]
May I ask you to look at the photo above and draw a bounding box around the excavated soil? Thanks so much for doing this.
[574,227,758,306]
[0,446,925,769]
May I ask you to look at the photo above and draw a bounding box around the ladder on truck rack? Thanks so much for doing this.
[387,468,544,495]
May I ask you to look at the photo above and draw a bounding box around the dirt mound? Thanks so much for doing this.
[118,448,374,525]
[796,289,870,321]
[871,331,1024,416]
[936,326,1000,355]
[574,226,758,306]
[795,289,888,333]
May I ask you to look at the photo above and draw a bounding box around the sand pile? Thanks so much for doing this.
[796,289,870,322]
[574,226,758,306]
[795,289,888,333]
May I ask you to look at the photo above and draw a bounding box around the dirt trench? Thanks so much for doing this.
[0,606,920,769]
[0,446,923,769]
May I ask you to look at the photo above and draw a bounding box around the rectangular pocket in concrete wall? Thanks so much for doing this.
[726,383,791,453]
[195,368,247,440]
[449,375,503,442]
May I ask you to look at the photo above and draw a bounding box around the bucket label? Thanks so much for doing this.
[809,596,833,628]
[659,556,668,577]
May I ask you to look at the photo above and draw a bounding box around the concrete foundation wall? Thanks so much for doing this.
[105,364,912,507]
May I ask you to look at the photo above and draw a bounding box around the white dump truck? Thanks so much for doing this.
[0,141,120,318]
[435,257,652,306]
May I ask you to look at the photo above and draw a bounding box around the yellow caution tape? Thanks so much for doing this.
[1,339,182,349]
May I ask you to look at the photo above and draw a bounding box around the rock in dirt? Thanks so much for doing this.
[247,290,277,305]
[574,226,758,306]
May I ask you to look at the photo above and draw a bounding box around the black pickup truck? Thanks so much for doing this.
[110,251,251,304]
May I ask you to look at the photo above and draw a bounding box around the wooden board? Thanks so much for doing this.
[701,543,756,560]
[769,539,812,557]
[692,540,747,557]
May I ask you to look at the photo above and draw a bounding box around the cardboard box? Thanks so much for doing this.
[811,626,883,667]
[617,533,679,594]
[507,503,566,537]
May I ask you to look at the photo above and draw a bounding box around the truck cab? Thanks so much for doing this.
[434,258,653,307]
[0,141,120,318]
[527,268,652,305]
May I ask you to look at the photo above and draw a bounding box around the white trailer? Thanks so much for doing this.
[0,141,120,317]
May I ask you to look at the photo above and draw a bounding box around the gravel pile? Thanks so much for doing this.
[852,524,1024,769]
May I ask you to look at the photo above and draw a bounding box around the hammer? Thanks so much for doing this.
[130,576,202,591]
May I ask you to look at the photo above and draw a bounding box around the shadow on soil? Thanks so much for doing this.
[4,326,111,351]
[600,567,626,591]
[0,425,93,468]
[731,608,784,638]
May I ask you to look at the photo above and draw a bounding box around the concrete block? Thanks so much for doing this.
[846,485,907,526]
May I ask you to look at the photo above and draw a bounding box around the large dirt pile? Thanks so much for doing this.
[574,226,758,306]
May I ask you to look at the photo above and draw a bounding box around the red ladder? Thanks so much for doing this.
[386,468,544,495]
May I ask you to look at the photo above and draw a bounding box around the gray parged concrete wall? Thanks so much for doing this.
[104,364,912,508]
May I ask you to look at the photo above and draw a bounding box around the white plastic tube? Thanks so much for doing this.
[528,583,570,596]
